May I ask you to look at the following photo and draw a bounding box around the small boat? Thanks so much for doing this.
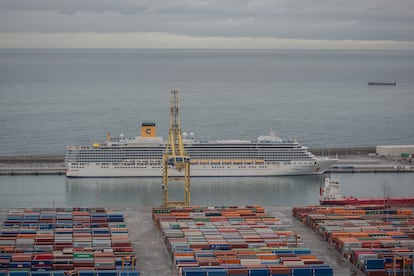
[368,81,396,86]
[319,176,414,206]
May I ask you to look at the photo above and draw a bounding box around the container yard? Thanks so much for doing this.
[0,208,139,276]
[1,206,367,276]
[152,205,339,276]
[293,205,414,275]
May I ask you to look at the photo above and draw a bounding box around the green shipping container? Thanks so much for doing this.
[73,253,94,259]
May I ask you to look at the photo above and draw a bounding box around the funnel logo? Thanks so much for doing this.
[145,128,152,135]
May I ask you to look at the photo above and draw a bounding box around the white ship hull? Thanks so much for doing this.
[66,122,337,178]
[66,158,335,178]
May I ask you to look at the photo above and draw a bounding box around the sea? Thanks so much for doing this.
[0,49,413,208]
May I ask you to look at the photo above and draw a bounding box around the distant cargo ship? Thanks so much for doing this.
[65,122,336,177]
[320,177,414,206]
[368,81,396,86]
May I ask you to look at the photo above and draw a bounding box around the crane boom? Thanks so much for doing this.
[162,90,191,207]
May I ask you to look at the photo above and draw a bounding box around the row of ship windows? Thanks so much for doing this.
[69,150,309,156]
[70,154,310,158]
[69,157,313,163]
[71,163,310,171]
[109,166,273,169]
[69,156,310,160]
[71,161,313,169]
[211,166,268,169]
[70,157,307,161]
[70,150,308,155]
[71,166,271,170]
[71,159,310,168]
[70,147,303,153]
[114,166,163,169]
[86,147,301,152]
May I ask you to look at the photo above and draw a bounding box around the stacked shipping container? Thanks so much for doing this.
[0,208,138,276]
[292,205,414,275]
[153,206,334,276]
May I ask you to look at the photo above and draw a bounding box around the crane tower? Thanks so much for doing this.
[162,90,191,207]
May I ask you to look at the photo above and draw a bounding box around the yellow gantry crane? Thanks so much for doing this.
[162,90,191,207]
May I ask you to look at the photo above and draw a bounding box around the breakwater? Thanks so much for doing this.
[0,155,66,175]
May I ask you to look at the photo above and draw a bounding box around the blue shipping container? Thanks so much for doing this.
[119,272,140,276]
[291,267,312,276]
[313,267,334,276]
[96,271,118,276]
[9,272,29,276]
[31,272,51,276]
[78,271,96,276]
[365,259,385,270]
[205,268,226,276]
[249,268,269,276]
[182,268,206,276]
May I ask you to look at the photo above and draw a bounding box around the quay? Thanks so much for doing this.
[0,156,66,175]
[1,147,413,175]
[0,206,363,276]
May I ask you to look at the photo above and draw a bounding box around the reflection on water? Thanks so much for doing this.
[0,173,412,208]
[65,175,325,207]
[65,178,164,207]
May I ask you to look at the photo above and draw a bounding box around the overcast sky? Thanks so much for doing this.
[1,0,414,49]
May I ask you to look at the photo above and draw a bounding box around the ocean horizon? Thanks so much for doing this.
[1,48,413,156]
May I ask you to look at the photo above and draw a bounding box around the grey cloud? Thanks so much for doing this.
[1,0,414,41]
[0,0,148,15]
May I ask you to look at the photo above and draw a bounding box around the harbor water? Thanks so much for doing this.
[0,173,412,208]
[1,49,414,156]
[1,49,413,209]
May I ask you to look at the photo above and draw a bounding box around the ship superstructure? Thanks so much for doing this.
[65,123,336,177]
[320,176,414,206]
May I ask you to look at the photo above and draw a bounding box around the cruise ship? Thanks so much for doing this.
[65,122,336,177]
